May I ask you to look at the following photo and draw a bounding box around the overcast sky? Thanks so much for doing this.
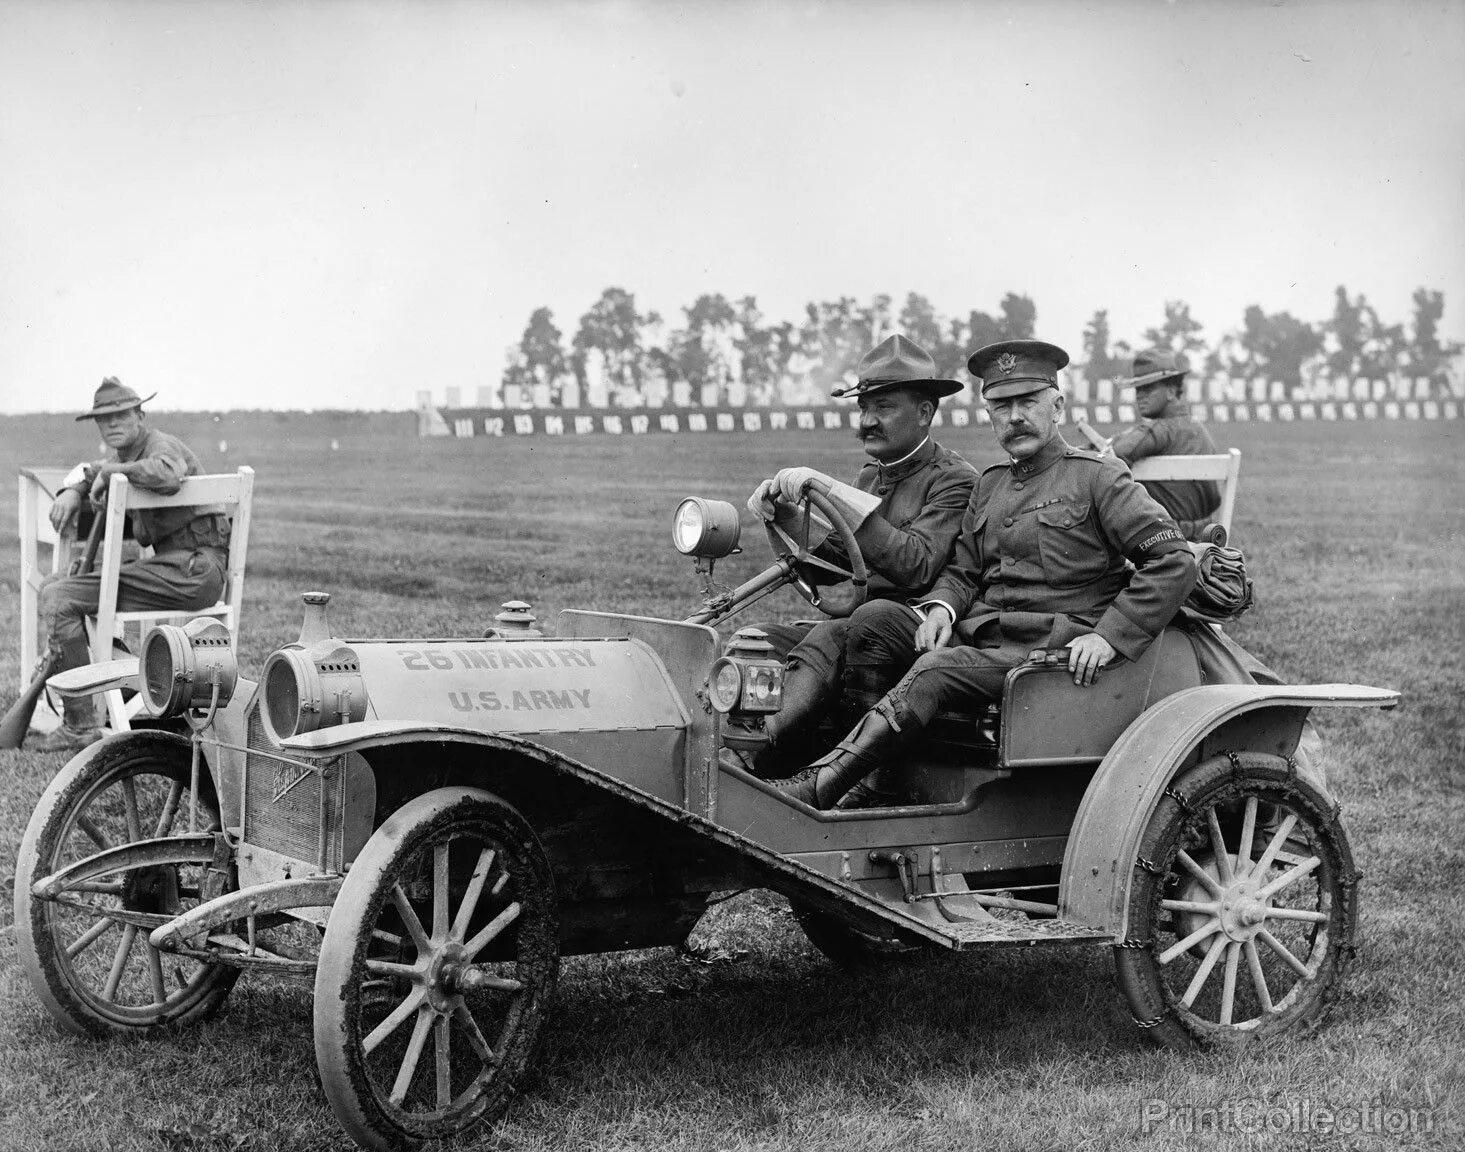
[1,0,1461,414]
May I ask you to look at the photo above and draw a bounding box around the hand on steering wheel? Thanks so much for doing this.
[762,484,868,618]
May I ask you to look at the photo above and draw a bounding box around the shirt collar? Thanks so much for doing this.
[873,435,934,482]
[1010,432,1069,478]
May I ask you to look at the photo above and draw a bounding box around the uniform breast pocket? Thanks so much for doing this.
[1035,501,1105,588]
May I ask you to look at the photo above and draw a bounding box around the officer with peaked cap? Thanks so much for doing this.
[723,334,978,778]
[782,339,1199,809]
[23,378,231,751]
[1109,348,1223,539]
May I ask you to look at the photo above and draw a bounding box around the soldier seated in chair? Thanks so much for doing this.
[30,378,231,752]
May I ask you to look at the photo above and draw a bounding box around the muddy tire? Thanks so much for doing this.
[1115,751,1357,1049]
[791,900,925,970]
[14,732,239,1036]
[313,788,559,1151]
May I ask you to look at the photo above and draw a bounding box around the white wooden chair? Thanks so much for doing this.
[17,467,76,683]
[1128,449,1241,536]
[89,467,255,730]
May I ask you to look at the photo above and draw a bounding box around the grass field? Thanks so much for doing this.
[0,411,1461,1151]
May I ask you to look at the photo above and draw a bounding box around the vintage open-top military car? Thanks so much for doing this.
[15,489,1398,1151]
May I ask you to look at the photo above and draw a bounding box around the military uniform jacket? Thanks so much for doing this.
[1111,400,1221,527]
[818,437,978,601]
[67,426,230,551]
[922,435,1197,661]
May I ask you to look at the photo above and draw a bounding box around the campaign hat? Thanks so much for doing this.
[76,377,155,422]
[831,334,963,399]
[969,339,1070,400]
[1119,348,1190,389]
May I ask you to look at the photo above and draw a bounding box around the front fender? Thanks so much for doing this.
[1059,682,1398,937]
[281,721,687,819]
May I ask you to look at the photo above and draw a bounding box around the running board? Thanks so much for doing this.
[941,914,1111,948]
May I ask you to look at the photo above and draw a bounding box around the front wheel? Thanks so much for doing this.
[14,732,239,1036]
[314,788,559,1151]
[1115,751,1357,1048]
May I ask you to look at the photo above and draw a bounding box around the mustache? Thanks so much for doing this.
[854,425,882,442]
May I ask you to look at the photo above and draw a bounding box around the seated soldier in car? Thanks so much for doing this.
[727,334,977,776]
[781,339,1198,809]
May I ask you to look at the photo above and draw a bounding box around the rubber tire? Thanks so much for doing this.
[791,900,925,971]
[14,731,239,1036]
[313,788,559,1152]
[1114,751,1356,1050]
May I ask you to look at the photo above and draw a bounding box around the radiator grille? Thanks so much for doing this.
[244,706,343,870]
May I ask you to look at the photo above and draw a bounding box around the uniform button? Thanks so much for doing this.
[1003,556,1014,565]
[1062,519,1072,527]
[1014,482,1025,491]
[1003,517,1014,527]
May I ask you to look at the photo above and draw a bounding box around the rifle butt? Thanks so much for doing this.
[0,654,60,749]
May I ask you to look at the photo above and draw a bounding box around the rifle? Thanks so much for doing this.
[1073,420,1114,456]
[0,502,106,748]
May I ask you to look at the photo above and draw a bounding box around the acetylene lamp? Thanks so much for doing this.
[140,617,238,718]
[707,627,784,715]
[672,498,741,558]
[261,592,369,742]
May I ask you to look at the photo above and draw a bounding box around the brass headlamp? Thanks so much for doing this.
[140,618,238,718]
[707,628,784,715]
[261,592,369,742]
[672,498,741,558]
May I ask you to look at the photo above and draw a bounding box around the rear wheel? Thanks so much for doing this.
[314,788,559,1151]
[1115,751,1357,1048]
[14,732,238,1036]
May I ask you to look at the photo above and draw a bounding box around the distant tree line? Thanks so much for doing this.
[496,285,1461,408]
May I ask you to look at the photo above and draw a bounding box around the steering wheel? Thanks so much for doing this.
[762,486,868,618]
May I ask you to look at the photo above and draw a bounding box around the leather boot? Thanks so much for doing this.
[32,694,102,753]
[765,660,832,748]
[836,763,904,809]
[740,661,834,779]
[778,708,902,809]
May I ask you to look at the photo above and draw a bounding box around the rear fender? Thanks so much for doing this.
[1059,683,1398,937]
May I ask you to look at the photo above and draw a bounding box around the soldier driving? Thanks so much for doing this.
[782,339,1199,809]
[726,334,977,775]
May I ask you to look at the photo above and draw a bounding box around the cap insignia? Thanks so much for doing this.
[995,352,1018,374]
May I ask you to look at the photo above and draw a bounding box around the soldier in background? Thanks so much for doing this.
[1110,349,1222,539]
[30,378,230,752]
[727,335,978,775]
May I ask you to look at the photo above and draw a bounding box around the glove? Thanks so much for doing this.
[773,467,835,503]
[747,479,779,522]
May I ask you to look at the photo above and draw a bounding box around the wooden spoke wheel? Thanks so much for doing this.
[314,788,559,1151]
[1116,752,1357,1048]
[14,733,239,1036]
